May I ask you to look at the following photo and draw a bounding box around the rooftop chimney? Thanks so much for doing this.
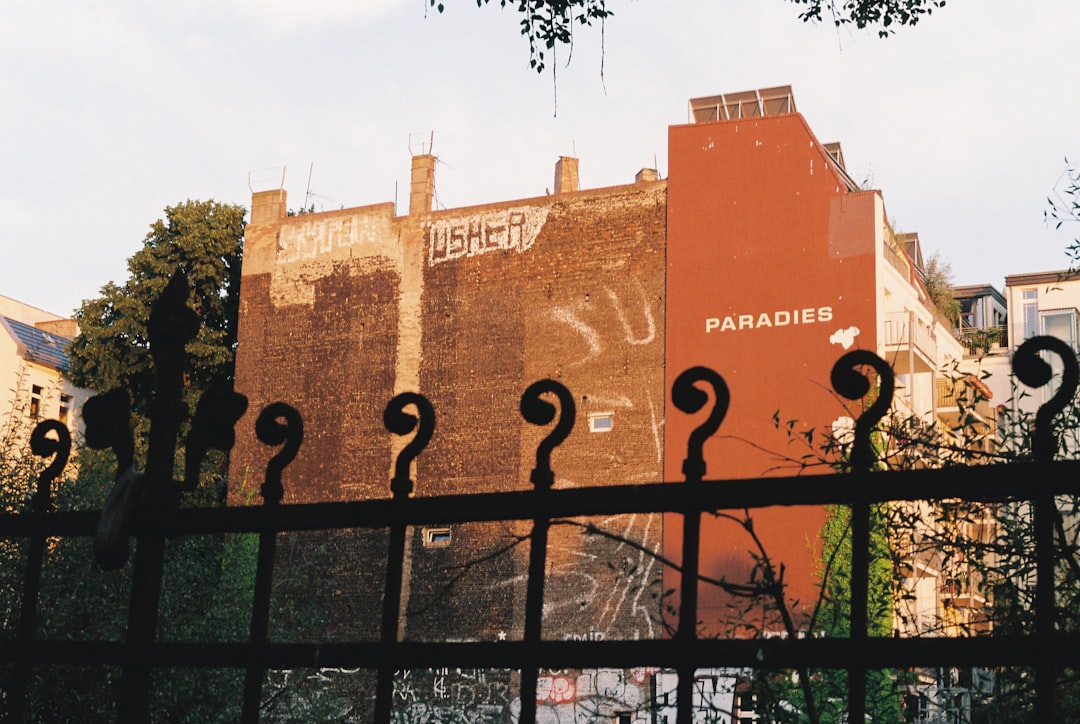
[35,318,78,339]
[250,189,287,226]
[554,156,579,194]
[410,154,436,215]
[636,168,660,183]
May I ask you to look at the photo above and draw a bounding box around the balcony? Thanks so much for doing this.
[883,312,938,374]
[954,325,1008,357]
[940,576,986,610]
[936,376,995,421]
[935,377,996,450]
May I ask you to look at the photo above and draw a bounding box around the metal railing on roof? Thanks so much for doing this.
[689,86,796,123]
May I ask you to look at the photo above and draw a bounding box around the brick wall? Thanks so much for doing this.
[231,176,668,645]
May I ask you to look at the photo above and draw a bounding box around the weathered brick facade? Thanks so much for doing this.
[230,162,669,650]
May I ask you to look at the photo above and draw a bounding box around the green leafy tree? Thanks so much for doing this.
[429,0,946,73]
[0,447,261,721]
[1,201,250,719]
[789,0,946,36]
[67,200,244,434]
[811,504,903,724]
[923,251,961,325]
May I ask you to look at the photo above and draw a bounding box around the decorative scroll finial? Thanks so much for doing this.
[672,366,729,483]
[255,403,304,505]
[520,379,575,489]
[384,393,435,498]
[1013,335,1080,462]
[82,388,135,480]
[184,385,249,493]
[29,420,71,513]
[84,269,255,567]
[144,269,199,502]
[830,351,894,472]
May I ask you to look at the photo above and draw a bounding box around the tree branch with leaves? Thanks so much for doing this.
[429,0,947,76]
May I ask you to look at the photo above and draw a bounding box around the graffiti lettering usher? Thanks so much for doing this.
[427,206,549,266]
[704,306,833,333]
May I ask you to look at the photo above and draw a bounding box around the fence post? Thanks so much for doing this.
[1014,335,1078,722]
[117,271,198,723]
[832,351,893,724]
[8,421,70,720]
[518,380,575,724]
[242,402,301,722]
[375,393,435,722]
[671,367,728,724]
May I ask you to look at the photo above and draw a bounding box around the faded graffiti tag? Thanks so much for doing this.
[427,207,550,266]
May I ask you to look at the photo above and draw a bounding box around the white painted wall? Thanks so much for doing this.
[0,303,89,456]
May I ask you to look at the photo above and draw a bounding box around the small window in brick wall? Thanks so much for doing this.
[421,527,452,548]
[588,413,614,433]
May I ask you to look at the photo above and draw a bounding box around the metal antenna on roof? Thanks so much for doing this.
[247,166,286,194]
[407,131,435,156]
[304,163,314,211]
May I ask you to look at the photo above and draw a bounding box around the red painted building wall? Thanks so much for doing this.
[665,112,880,629]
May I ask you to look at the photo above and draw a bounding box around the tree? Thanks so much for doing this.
[2,240,346,719]
[1048,159,1080,274]
[429,0,946,73]
[924,251,961,324]
[765,354,1080,721]
[788,0,947,36]
[2,202,246,718]
[67,200,244,465]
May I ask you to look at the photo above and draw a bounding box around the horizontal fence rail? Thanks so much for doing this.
[4,460,1080,538]
[2,273,1080,723]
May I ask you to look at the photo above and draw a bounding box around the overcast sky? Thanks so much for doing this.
[3,0,1077,317]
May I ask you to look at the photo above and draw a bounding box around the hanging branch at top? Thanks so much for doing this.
[1047,160,1080,274]
[428,0,946,75]
[429,0,610,74]
[789,0,947,37]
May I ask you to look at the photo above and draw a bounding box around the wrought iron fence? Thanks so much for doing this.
[2,273,1080,723]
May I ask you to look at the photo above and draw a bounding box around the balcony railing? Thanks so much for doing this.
[935,377,993,414]
[954,325,1008,355]
[884,312,938,366]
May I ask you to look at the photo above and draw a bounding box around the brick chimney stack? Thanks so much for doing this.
[554,156,579,194]
[250,189,286,226]
[410,154,436,215]
[636,168,660,183]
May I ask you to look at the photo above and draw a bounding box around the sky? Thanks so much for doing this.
[2,0,1078,317]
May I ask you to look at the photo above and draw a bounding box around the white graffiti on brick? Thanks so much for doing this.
[277,216,355,264]
[548,283,658,368]
[426,206,550,266]
[548,306,603,365]
[606,280,656,346]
